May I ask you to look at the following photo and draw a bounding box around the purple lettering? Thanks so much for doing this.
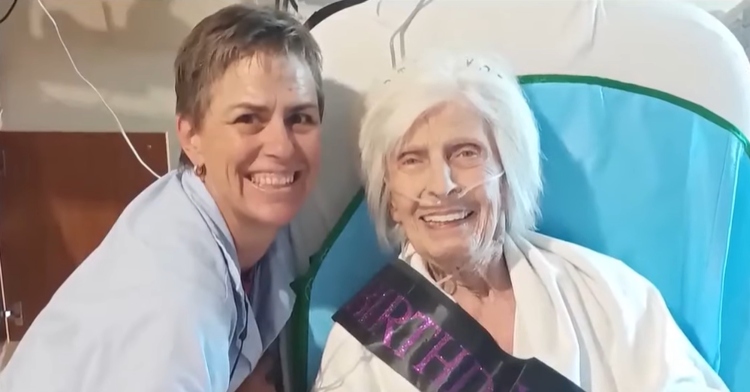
[374,295,414,349]
[445,361,494,392]
[394,312,439,358]
[347,284,392,324]
[512,383,528,392]
[346,283,495,391]
[414,333,471,389]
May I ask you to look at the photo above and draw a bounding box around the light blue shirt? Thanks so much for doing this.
[0,170,296,392]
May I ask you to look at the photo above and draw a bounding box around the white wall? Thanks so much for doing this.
[0,0,276,168]
[0,0,744,169]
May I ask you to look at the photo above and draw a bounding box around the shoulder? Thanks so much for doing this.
[527,232,658,306]
[314,323,406,392]
[47,172,237,337]
[109,171,221,256]
[523,236,727,390]
[522,233,667,340]
[75,172,232,297]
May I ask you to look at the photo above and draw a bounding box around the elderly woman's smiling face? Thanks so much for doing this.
[386,100,503,266]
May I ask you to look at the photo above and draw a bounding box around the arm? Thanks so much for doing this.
[620,284,728,392]
[0,287,233,392]
[312,323,386,392]
[236,338,283,392]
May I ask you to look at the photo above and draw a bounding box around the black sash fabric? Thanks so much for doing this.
[333,260,586,392]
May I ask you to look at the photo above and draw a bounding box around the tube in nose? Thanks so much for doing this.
[455,171,505,199]
[389,171,505,205]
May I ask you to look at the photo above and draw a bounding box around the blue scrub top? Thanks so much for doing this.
[0,170,297,392]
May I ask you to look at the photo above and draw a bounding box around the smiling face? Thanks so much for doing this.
[178,53,321,230]
[387,101,503,267]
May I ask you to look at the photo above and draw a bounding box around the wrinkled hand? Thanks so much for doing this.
[236,350,282,392]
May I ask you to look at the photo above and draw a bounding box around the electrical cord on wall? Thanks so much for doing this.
[35,0,161,179]
[0,250,10,345]
[0,0,165,347]
[0,96,5,344]
[0,0,18,25]
[0,0,12,341]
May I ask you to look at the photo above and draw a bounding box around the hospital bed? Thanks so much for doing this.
[286,1,750,391]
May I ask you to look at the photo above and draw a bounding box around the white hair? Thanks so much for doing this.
[359,51,542,256]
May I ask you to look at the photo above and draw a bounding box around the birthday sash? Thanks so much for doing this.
[332,260,586,392]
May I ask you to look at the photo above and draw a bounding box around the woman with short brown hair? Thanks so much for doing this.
[0,5,323,392]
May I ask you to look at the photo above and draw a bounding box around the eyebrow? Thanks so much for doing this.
[227,102,319,114]
[288,103,319,112]
[395,145,428,158]
[399,138,480,152]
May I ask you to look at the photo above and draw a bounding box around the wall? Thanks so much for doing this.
[0,0,744,169]
[0,0,276,169]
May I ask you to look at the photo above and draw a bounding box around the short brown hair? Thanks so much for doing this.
[174,5,324,166]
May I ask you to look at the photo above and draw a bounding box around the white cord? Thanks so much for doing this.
[36,0,161,179]
[0,103,8,343]
[0,98,6,342]
[0,0,165,345]
[0,249,10,344]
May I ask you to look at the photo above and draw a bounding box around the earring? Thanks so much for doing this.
[193,163,206,180]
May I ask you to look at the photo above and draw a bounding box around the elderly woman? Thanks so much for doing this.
[0,5,321,392]
[313,52,727,392]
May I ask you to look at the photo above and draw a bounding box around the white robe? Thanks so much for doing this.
[313,232,727,392]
